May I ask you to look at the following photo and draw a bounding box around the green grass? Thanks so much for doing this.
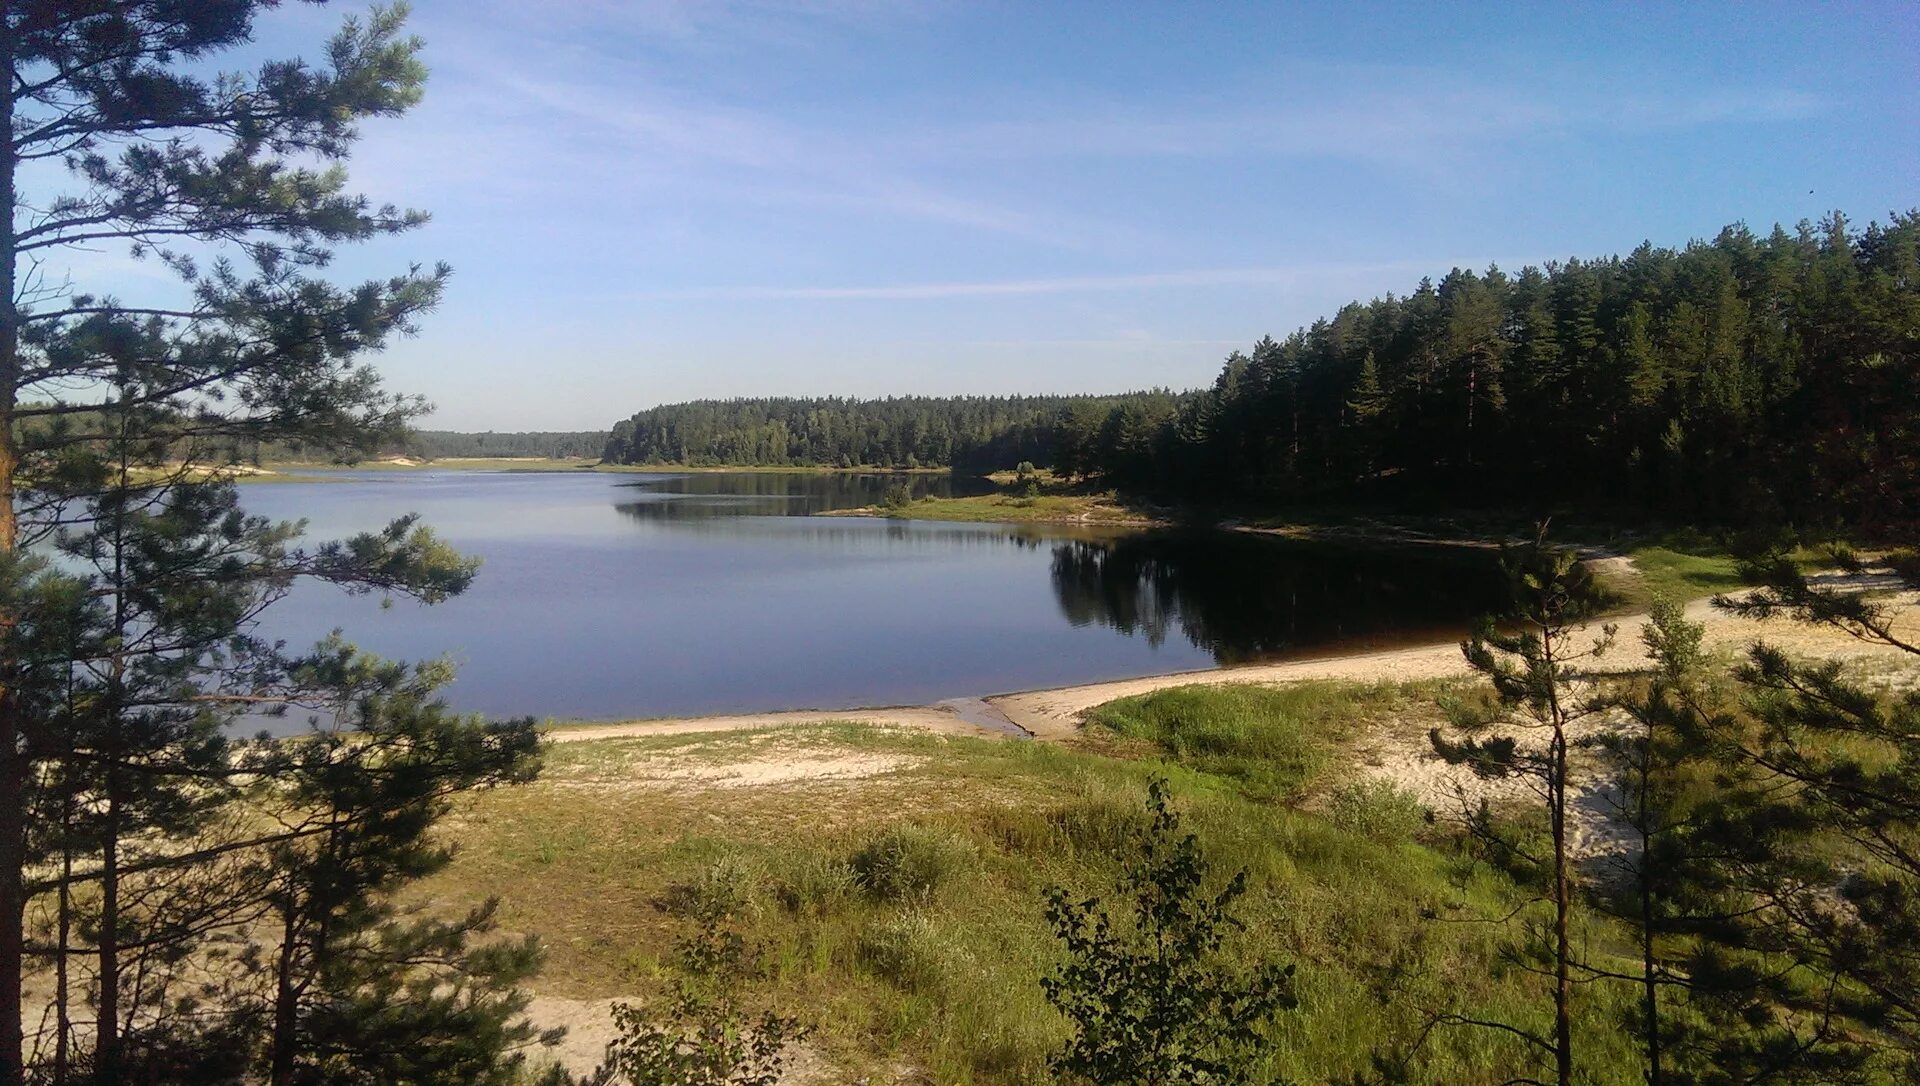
[1620,528,1840,604]
[429,689,1654,1085]
[835,490,1159,525]
[1082,681,1416,801]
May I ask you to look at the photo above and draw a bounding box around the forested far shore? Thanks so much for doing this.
[406,430,608,460]
[590,211,1919,535]
[1060,211,1920,532]
[599,392,1178,471]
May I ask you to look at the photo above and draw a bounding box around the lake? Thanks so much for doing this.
[240,470,1509,720]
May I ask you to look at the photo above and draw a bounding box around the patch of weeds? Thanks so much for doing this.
[657,851,765,919]
[849,824,974,904]
[856,910,970,993]
[772,853,858,915]
[1326,779,1430,843]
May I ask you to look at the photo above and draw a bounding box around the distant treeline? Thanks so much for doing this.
[1060,211,1920,530]
[600,394,1176,471]
[407,430,607,459]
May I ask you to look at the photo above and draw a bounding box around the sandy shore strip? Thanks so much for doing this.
[546,585,1920,747]
[545,706,1003,743]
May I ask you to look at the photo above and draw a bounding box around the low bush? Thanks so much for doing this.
[848,824,974,903]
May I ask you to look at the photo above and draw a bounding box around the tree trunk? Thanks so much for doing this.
[95,414,132,1082]
[53,814,69,1086]
[1637,729,1662,1084]
[95,798,119,1082]
[269,905,301,1086]
[1552,727,1573,1086]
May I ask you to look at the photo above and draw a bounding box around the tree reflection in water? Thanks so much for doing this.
[1050,532,1509,664]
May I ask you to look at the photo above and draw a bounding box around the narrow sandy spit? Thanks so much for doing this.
[545,706,1001,743]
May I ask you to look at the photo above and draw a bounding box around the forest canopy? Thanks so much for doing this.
[599,393,1176,471]
[1060,211,1920,531]
[408,430,607,459]
[595,212,1919,534]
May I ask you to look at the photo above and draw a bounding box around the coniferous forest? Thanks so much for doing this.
[1062,212,1920,532]
[601,213,1918,533]
[599,393,1176,472]
[409,430,607,460]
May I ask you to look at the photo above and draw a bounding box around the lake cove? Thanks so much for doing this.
[242,470,1510,721]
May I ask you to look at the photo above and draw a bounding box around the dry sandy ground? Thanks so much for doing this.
[548,705,1000,743]
[522,996,859,1084]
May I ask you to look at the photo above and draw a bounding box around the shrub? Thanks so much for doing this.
[879,483,914,515]
[1013,460,1042,498]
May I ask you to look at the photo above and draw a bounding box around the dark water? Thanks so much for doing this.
[239,470,1507,720]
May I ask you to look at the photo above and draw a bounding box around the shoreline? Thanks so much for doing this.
[545,583,1920,747]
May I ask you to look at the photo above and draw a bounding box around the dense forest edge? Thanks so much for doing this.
[599,393,1177,473]
[597,210,1920,535]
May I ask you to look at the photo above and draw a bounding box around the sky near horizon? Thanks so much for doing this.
[67,2,1920,430]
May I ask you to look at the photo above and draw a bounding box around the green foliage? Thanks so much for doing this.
[1651,543,1920,1080]
[438,714,1663,1084]
[878,482,915,515]
[585,909,811,1086]
[1428,533,1617,1086]
[0,3,554,1082]
[408,430,608,460]
[1043,778,1297,1085]
[1014,460,1043,498]
[1087,683,1373,800]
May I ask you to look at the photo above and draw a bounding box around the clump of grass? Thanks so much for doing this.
[771,853,858,915]
[1326,779,1429,843]
[1086,683,1381,799]
[657,850,764,919]
[848,824,974,904]
[856,910,962,992]
[984,777,1150,860]
[1622,528,1840,604]
[430,702,1657,1085]
[1437,683,1502,730]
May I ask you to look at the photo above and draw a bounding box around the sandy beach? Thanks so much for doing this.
[547,572,1920,746]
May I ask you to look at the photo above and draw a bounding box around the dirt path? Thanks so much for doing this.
[547,577,1920,747]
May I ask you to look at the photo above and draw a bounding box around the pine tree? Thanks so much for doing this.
[1,4,550,1080]
[1690,544,1920,1077]
[1428,532,1615,1086]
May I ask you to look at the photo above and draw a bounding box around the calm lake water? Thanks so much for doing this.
[240,470,1508,720]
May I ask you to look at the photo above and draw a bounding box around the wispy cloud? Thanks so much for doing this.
[634,259,1494,301]
[476,70,1102,246]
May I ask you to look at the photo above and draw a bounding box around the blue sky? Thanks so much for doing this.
[79,2,1920,429]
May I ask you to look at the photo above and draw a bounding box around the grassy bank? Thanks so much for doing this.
[258,457,959,476]
[427,682,1649,1084]
[831,489,1162,525]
